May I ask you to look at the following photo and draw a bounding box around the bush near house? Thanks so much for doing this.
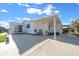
[62,28,69,34]
[0,26,9,42]
[0,33,6,43]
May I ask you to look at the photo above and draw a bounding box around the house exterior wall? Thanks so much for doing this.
[49,15,62,34]
[9,22,23,34]
[9,14,62,35]
[23,21,35,34]
[34,23,49,35]
[33,17,50,35]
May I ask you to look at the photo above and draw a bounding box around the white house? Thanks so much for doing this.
[9,14,62,35]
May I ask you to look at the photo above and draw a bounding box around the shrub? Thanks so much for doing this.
[0,34,5,43]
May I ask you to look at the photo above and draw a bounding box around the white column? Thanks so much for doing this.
[54,15,56,39]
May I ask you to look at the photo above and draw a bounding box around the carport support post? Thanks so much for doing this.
[54,15,56,39]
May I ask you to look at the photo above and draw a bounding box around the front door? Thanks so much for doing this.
[19,25,22,32]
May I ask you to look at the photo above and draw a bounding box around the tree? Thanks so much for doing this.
[0,26,8,33]
[71,19,79,33]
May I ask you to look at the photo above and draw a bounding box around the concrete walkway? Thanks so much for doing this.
[0,34,79,56]
[0,35,19,56]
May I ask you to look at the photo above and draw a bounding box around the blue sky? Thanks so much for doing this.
[0,3,79,29]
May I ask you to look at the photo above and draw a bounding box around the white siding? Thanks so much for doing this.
[35,24,48,35]
[9,14,62,35]
[23,22,35,34]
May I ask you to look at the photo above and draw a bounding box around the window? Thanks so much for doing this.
[27,23,30,28]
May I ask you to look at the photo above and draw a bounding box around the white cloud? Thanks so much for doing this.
[22,17,27,20]
[62,22,70,25]
[0,10,9,13]
[18,3,30,7]
[27,8,42,15]
[26,18,30,21]
[0,21,9,29]
[16,17,21,20]
[34,3,43,5]
[55,10,60,14]
[22,17,30,21]
[23,17,31,21]
[16,17,30,21]
[43,4,54,15]
[27,4,55,15]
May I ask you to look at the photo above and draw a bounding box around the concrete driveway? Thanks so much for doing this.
[31,34,79,56]
[0,34,79,56]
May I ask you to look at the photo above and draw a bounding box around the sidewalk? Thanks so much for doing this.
[0,35,19,56]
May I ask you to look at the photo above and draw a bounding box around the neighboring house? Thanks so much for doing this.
[62,25,70,29]
[62,25,71,33]
[9,14,62,35]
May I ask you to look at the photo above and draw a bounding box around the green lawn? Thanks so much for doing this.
[70,32,79,37]
[0,33,6,43]
[73,33,79,37]
[69,32,79,37]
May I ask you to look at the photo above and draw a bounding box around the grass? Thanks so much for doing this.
[70,32,79,37]
[73,33,79,37]
[0,33,6,43]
